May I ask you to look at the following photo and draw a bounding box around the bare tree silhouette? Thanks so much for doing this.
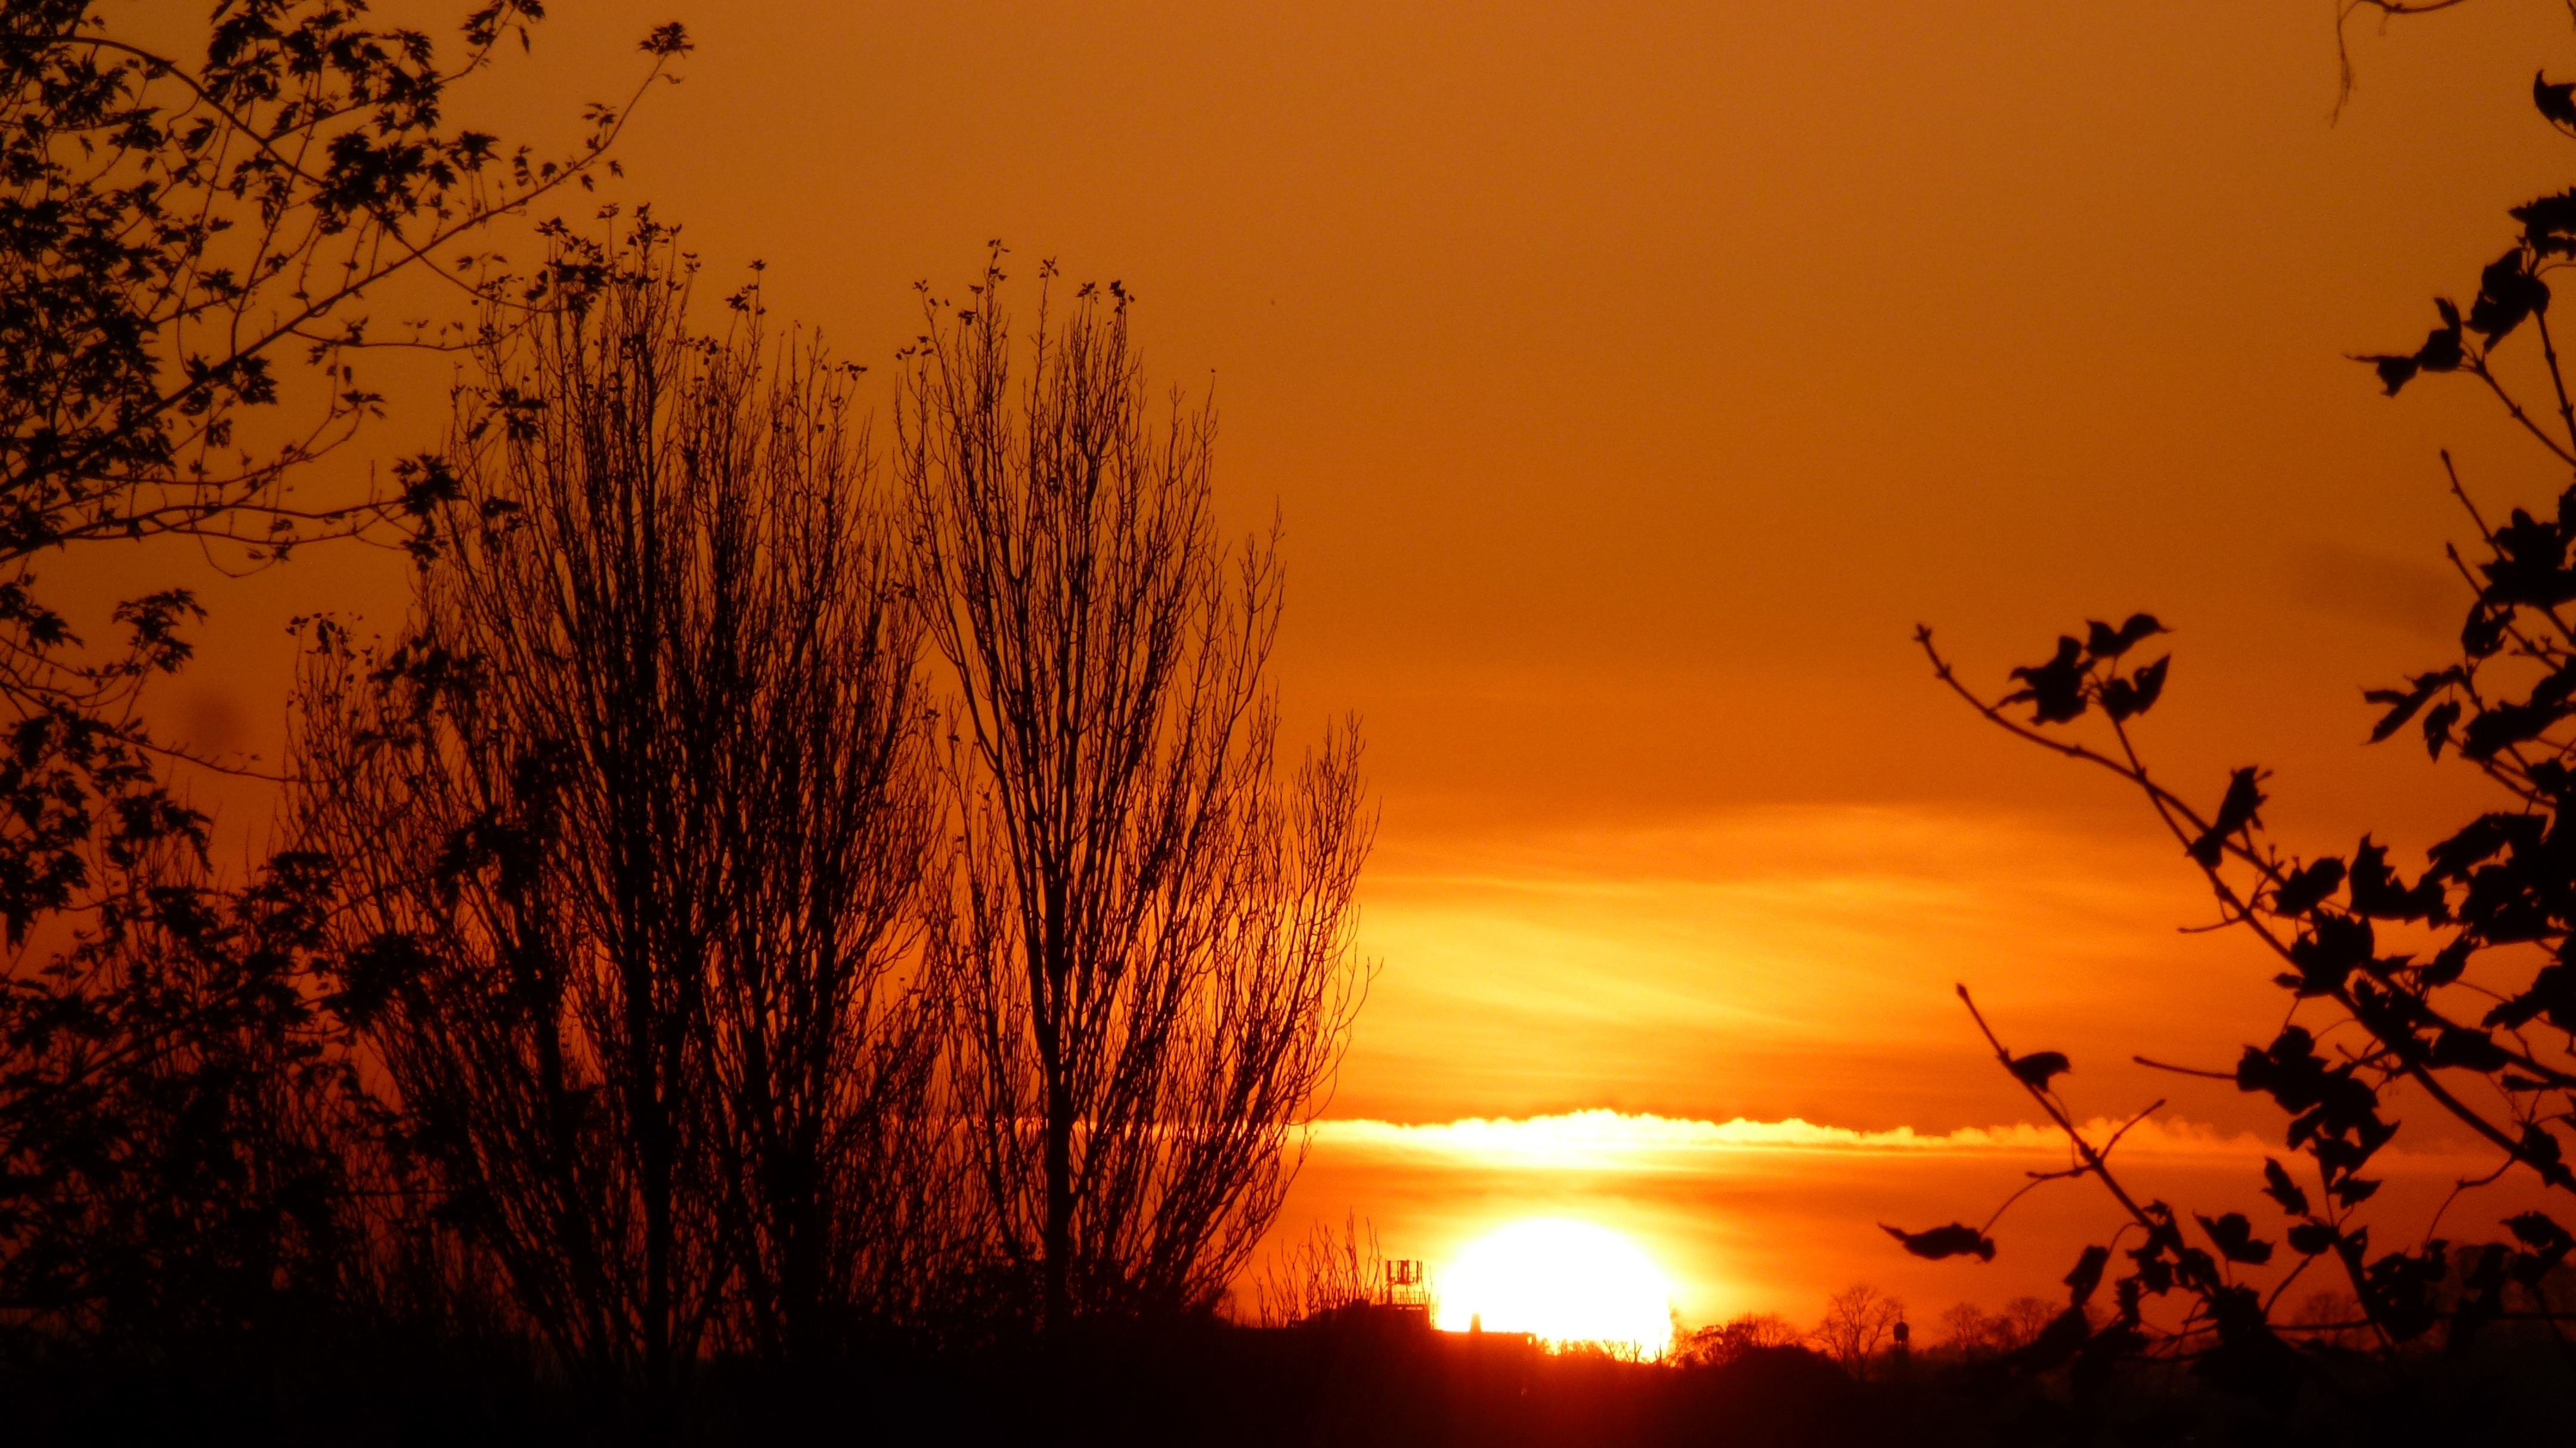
[1813,1284,1905,1379]
[661,277,955,1366]
[294,223,950,1401]
[898,254,1373,1332]
[1255,1211,1400,1328]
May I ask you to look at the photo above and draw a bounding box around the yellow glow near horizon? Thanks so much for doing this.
[1433,1219,1676,1357]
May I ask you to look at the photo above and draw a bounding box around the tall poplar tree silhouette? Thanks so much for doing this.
[900,256,1373,1332]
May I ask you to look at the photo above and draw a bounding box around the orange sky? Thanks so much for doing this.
[80,1,2576,1332]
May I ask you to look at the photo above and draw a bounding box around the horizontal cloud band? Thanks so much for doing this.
[1308,1109,2482,1172]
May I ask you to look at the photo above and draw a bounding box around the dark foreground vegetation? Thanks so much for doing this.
[5,1305,2569,1448]
[1,3,1369,1440]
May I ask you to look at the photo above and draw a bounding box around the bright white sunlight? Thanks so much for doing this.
[1433,1219,1677,1357]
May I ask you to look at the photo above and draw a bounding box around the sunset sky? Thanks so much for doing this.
[101,2,2576,1332]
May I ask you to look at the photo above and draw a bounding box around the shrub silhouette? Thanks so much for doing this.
[1256,1212,1410,1328]
[0,0,676,1383]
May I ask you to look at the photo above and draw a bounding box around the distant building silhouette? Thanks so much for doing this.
[1384,1260,1430,1323]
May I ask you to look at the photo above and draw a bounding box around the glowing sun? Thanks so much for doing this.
[1433,1218,1676,1356]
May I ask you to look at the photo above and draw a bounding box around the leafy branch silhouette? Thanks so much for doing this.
[1897,33,2576,1418]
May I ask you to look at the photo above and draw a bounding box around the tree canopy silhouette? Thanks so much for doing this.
[292,222,954,1404]
[0,0,683,945]
[899,254,1374,1333]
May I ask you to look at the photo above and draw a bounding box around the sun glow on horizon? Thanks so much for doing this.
[1433,1219,1676,1357]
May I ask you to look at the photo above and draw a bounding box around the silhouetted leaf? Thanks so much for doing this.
[2466,697,2576,762]
[2196,1212,2274,1266]
[2425,811,2538,882]
[2363,692,2422,741]
[2477,506,2576,607]
[2423,697,2462,758]
[2469,248,2549,342]
[2506,1211,2572,1251]
[2358,351,2419,395]
[2083,613,2165,661]
[2538,70,2576,130]
[2237,1026,2390,1160]
[2185,768,2265,866]
[2463,603,2510,659]
[2416,937,2473,990]
[2064,1244,2110,1306]
[1882,1221,1996,1261]
[2009,1050,2071,1090]
[2287,911,2374,996]
[2286,1221,2339,1256]
[2366,1246,2448,1341]
[2513,190,2576,252]
[2100,655,2168,721]
[2520,1122,2575,1190]
[2363,669,2456,742]
[2129,1245,2174,1296]
[2261,1158,2309,1217]
[2415,314,2465,373]
[2506,1211,2574,1285]
[2428,1026,2509,1072]
[2485,963,2576,1031]
[2347,836,2444,921]
[2269,856,2343,917]
[2004,636,2088,725]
